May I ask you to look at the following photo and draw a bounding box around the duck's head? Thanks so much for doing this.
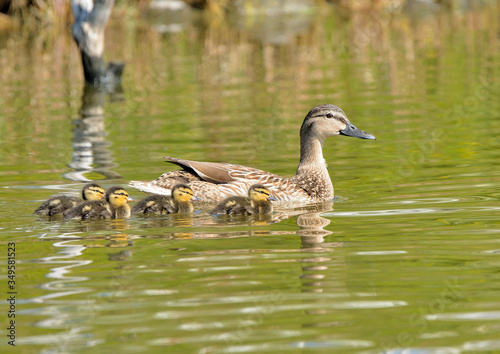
[301,104,376,141]
[106,187,134,207]
[248,184,277,202]
[172,184,196,204]
[83,183,105,201]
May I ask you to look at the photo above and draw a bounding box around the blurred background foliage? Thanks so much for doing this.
[0,0,471,29]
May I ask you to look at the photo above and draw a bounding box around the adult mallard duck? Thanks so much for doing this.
[130,104,375,203]
[132,184,196,214]
[34,183,105,216]
[64,186,133,220]
[210,184,277,215]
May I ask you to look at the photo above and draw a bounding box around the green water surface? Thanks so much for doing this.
[1,2,500,353]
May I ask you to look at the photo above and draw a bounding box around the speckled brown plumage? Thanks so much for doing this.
[130,104,375,203]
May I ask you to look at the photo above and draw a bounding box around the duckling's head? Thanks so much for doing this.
[83,183,105,201]
[248,184,276,202]
[106,187,133,207]
[172,184,195,204]
[301,104,376,141]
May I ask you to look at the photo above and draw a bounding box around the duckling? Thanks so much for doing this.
[210,184,277,215]
[130,104,376,203]
[132,184,195,214]
[64,186,133,220]
[34,183,105,216]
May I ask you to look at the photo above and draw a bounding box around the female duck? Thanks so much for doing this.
[210,184,277,215]
[64,186,133,220]
[132,184,196,214]
[130,104,375,203]
[34,183,105,216]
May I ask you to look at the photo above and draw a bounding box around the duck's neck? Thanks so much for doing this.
[296,134,334,199]
[298,134,326,172]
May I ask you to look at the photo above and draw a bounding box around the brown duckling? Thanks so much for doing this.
[34,183,105,217]
[210,184,277,215]
[64,186,133,220]
[132,184,196,215]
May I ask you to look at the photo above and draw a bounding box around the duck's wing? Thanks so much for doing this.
[165,157,280,184]
[131,158,311,203]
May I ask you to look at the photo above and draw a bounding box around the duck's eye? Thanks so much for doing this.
[326,113,334,119]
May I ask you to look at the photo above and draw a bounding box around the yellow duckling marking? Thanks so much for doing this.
[173,185,195,204]
[84,184,106,201]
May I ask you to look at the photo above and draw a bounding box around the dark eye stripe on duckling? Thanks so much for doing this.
[257,189,270,196]
[182,189,194,196]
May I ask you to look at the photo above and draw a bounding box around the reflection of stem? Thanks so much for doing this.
[63,84,122,181]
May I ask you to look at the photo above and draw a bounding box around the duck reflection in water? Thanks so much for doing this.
[294,202,345,294]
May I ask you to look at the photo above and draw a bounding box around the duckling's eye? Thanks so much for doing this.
[180,189,193,196]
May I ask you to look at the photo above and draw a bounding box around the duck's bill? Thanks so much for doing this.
[340,123,376,140]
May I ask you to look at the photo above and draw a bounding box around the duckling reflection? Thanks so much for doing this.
[108,249,133,261]
[64,84,122,182]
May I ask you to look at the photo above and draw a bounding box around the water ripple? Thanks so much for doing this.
[355,251,408,255]
[463,339,500,351]
[426,311,500,321]
[323,206,500,217]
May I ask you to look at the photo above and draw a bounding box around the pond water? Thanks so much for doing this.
[1,1,500,352]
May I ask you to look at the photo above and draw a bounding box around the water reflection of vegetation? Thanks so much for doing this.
[65,84,123,181]
[2,2,498,185]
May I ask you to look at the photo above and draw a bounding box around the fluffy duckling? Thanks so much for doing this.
[34,183,105,217]
[64,186,133,220]
[132,184,195,214]
[210,184,277,215]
